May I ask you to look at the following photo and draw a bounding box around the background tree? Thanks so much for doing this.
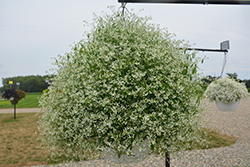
[201,75,218,84]
[201,75,219,90]
[1,75,54,92]
[226,72,238,80]
[242,79,250,88]
[0,87,3,94]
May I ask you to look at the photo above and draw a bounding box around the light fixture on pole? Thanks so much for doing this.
[9,81,13,89]
[16,82,20,90]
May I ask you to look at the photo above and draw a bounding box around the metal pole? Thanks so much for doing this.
[14,99,16,119]
[165,150,170,167]
[117,0,250,5]
[180,47,228,53]
[219,52,227,78]
[13,82,16,119]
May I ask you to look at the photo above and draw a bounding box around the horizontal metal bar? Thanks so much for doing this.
[181,48,228,52]
[118,0,250,4]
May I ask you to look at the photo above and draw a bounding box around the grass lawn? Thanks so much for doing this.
[0,93,41,109]
[0,113,51,167]
[0,113,237,167]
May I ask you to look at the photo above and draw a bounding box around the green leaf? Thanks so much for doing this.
[98,137,102,145]
[183,69,188,75]
[192,65,197,74]
[192,53,196,59]
[151,144,155,151]
[201,58,204,64]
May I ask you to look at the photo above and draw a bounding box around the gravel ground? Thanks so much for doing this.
[0,108,40,114]
[21,98,250,167]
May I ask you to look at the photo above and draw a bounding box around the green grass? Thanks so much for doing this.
[188,129,237,150]
[3,119,19,122]
[3,116,24,122]
[0,92,41,109]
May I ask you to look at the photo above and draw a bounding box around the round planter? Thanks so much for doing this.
[215,100,240,111]
[102,141,150,164]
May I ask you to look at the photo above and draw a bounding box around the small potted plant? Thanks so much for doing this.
[205,77,249,111]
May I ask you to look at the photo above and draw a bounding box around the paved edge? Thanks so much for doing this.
[0,108,40,113]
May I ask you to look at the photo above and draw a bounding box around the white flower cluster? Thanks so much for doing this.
[38,9,207,163]
[205,77,250,104]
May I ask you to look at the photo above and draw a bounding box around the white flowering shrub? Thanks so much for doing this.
[38,9,207,163]
[205,77,250,104]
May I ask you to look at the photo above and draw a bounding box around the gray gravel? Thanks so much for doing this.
[22,98,250,167]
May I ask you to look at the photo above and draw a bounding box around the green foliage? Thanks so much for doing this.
[226,72,238,80]
[201,75,218,84]
[3,119,19,122]
[42,89,49,97]
[242,79,250,89]
[201,75,219,91]
[38,9,207,163]
[1,75,54,93]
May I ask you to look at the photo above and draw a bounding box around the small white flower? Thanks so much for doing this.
[205,77,249,104]
[38,8,207,162]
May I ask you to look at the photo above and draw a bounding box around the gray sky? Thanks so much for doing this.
[1,0,250,87]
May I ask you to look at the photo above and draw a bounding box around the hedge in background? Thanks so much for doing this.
[38,9,207,163]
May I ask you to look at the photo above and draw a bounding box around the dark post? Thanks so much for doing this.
[13,82,16,119]
[165,150,170,167]
[14,98,16,119]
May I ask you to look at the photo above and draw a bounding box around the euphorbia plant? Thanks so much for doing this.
[205,77,249,104]
[38,9,207,163]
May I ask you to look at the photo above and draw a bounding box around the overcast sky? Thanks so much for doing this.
[1,0,250,87]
